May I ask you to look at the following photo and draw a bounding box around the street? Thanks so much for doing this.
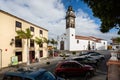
[0,50,111,80]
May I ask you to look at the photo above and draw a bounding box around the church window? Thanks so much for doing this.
[77,40,79,43]
[103,42,105,45]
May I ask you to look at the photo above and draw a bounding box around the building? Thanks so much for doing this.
[57,6,107,52]
[0,10,48,68]
[111,38,120,50]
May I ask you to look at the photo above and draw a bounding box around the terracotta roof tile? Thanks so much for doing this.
[75,35,103,42]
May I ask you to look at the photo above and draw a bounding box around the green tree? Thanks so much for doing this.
[50,39,58,57]
[43,37,50,44]
[82,0,120,34]
[34,37,43,46]
[112,37,120,44]
[35,37,49,46]
[112,37,120,50]
[35,37,50,57]
[16,28,33,65]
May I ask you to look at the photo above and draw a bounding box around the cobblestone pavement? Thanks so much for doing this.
[0,57,107,80]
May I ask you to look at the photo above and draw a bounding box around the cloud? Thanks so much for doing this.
[75,9,119,42]
[0,0,119,42]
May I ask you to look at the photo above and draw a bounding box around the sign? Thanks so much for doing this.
[11,56,18,65]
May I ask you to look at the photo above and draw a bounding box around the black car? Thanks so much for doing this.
[2,67,65,80]
[72,57,98,68]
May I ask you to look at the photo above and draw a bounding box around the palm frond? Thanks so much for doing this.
[35,37,43,45]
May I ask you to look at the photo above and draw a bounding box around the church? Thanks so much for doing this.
[57,6,108,51]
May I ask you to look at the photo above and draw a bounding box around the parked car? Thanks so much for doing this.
[59,53,70,57]
[80,51,105,62]
[72,57,98,68]
[2,67,65,80]
[79,51,90,56]
[55,60,95,78]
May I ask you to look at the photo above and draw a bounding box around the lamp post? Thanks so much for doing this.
[0,49,2,70]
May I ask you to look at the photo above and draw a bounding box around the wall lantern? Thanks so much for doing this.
[10,38,15,46]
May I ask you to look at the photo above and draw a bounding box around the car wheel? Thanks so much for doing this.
[84,72,90,80]
[84,71,92,80]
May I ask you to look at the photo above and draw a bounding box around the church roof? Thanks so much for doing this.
[75,35,103,42]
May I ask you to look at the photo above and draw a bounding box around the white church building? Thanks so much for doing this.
[57,6,107,51]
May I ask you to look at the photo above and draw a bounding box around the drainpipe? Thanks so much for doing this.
[0,49,2,70]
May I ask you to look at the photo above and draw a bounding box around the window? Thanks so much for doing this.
[39,50,43,57]
[103,42,105,45]
[15,52,22,62]
[30,39,34,47]
[30,26,34,32]
[40,30,43,34]
[15,37,22,47]
[77,40,79,43]
[16,21,22,28]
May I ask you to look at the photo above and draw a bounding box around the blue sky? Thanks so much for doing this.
[0,0,119,42]
[62,0,101,24]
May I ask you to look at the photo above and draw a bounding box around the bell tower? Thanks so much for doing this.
[66,6,76,29]
[65,6,76,51]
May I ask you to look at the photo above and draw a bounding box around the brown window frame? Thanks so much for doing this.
[30,39,34,47]
[15,21,22,28]
[30,26,34,32]
[15,52,22,62]
[39,30,43,34]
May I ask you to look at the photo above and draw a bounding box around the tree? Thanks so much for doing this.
[82,0,120,34]
[50,39,58,57]
[35,37,49,46]
[43,37,50,44]
[16,28,33,65]
[35,37,50,57]
[34,37,43,46]
[112,37,120,50]
[112,37,120,44]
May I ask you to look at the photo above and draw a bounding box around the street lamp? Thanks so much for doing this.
[0,49,2,70]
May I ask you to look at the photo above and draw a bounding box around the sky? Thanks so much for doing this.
[0,0,119,43]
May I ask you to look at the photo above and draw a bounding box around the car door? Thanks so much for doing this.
[69,62,84,76]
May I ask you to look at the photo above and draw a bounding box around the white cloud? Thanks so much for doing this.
[75,9,119,42]
[0,0,119,42]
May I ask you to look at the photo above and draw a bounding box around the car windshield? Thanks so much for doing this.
[35,71,56,80]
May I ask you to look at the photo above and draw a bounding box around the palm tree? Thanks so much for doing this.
[50,39,58,57]
[16,28,33,65]
[35,37,49,47]
[43,37,50,44]
[35,37,50,58]
[34,37,43,46]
